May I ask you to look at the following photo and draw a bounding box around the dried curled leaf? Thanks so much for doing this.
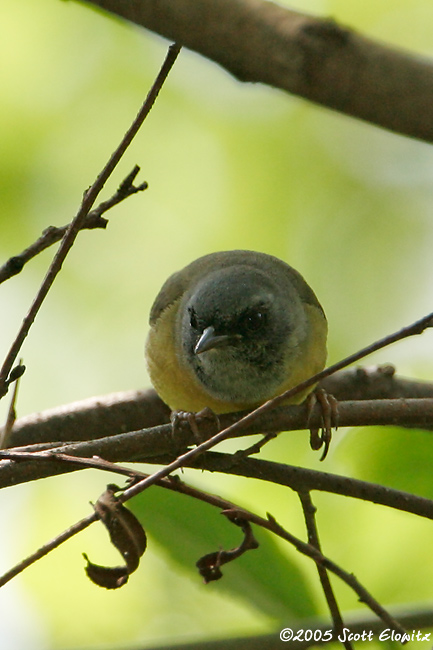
[84,484,147,589]
[83,554,129,590]
[196,510,259,584]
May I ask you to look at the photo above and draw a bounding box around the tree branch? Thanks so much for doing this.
[2,424,433,526]
[3,388,171,447]
[0,166,147,285]
[299,491,350,648]
[80,0,433,142]
[192,452,433,521]
[4,380,433,451]
[7,303,429,479]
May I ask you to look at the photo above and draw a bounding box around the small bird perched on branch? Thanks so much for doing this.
[145,250,327,417]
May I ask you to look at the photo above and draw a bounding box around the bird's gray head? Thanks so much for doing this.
[177,264,308,404]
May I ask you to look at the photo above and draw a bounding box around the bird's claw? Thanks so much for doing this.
[171,407,220,445]
[306,389,339,460]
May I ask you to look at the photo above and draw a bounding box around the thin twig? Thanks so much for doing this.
[0,449,140,477]
[0,42,181,399]
[0,512,98,587]
[223,311,433,434]
[299,491,351,649]
[0,166,147,285]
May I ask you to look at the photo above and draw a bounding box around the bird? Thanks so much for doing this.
[145,250,327,417]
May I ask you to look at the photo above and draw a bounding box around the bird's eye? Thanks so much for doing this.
[242,309,267,333]
[189,307,198,329]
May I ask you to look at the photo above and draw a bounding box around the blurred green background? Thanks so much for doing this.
[1,0,433,648]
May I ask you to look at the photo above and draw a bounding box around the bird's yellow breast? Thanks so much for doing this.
[146,299,248,413]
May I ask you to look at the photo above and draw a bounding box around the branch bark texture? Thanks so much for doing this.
[5,367,433,448]
[81,0,433,142]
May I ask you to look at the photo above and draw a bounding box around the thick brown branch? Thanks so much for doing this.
[4,389,171,448]
[81,0,433,142]
[4,368,433,448]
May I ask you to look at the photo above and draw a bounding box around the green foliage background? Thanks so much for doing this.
[1,0,433,648]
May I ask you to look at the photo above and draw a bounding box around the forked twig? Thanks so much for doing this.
[0,166,147,285]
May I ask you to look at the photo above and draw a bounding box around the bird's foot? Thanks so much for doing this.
[306,389,339,461]
[171,407,220,445]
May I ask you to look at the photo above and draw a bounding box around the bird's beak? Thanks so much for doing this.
[194,326,235,355]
